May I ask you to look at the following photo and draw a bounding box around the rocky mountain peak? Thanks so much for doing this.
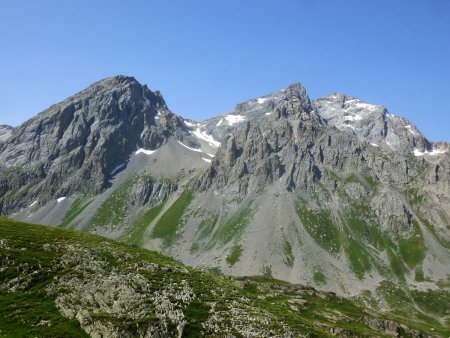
[0,76,195,214]
[313,93,433,155]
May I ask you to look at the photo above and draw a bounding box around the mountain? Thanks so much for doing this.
[1,217,447,337]
[1,76,449,329]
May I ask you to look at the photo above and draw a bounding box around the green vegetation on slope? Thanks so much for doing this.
[120,203,164,246]
[313,270,326,285]
[59,197,93,229]
[151,189,193,246]
[398,221,426,268]
[295,199,341,255]
[85,177,138,231]
[211,206,253,246]
[226,245,243,265]
[0,217,447,337]
[190,212,219,253]
[283,240,294,268]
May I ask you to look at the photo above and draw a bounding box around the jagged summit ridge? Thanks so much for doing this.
[0,76,197,214]
[313,93,433,155]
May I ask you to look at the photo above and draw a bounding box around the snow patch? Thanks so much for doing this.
[184,121,197,127]
[201,157,212,163]
[265,112,272,116]
[344,114,363,121]
[354,102,378,111]
[216,118,223,126]
[111,163,126,176]
[413,148,447,156]
[57,197,66,203]
[370,143,379,147]
[257,97,268,104]
[225,114,246,125]
[29,200,38,208]
[177,141,203,153]
[135,148,157,155]
[193,128,221,148]
[405,125,417,135]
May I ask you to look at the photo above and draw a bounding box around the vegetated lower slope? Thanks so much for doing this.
[1,217,446,337]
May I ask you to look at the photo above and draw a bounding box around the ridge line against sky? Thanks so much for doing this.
[0,0,449,141]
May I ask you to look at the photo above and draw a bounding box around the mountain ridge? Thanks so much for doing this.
[0,76,449,325]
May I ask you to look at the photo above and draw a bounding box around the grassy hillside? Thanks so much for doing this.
[0,217,447,337]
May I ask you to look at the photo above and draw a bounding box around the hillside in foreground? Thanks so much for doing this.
[0,217,448,337]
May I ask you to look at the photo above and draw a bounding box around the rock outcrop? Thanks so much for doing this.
[0,76,197,214]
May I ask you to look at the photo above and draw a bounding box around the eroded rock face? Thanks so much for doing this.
[196,83,449,237]
[0,76,197,214]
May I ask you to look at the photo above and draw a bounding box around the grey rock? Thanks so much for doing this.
[0,76,196,214]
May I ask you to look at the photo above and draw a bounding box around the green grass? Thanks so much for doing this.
[344,233,372,279]
[283,240,294,268]
[0,217,447,337]
[386,247,406,280]
[226,245,243,265]
[414,266,425,282]
[121,203,164,246]
[0,290,89,337]
[313,271,326,285]
[410,289,450,318]
[210,206,253,246]
[398,221,426,268]
[84,177,138,231]
[194,213,219,244]
[344,173,362,185]
[295,199,341,255]
[151,190,194,246]
[59,197,93,228]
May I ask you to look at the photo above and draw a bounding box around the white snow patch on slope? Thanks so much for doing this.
[370,143,379,147]
[413,149,447,156]
[344,114,363,121]
[135,148,157,155]
[216,118,223,126]
[177,141,203,153]
[184,121,196,127]
[257,97,268,104]
[225,115,246,125]
[201,157,212,163]
[57,197,66,203]
[111,163,126,176]
[405,125,418,135]
[29,200,38,208]
[193,128,221,147]
[265,112,272,116]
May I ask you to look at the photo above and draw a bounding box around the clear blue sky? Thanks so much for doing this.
[0,0,449,141]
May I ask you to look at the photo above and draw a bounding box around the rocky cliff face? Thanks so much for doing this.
[150,83,450,300]
[0,76,198,215]
[1,77,449,317]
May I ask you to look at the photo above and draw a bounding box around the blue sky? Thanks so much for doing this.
[0,0,449,141]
